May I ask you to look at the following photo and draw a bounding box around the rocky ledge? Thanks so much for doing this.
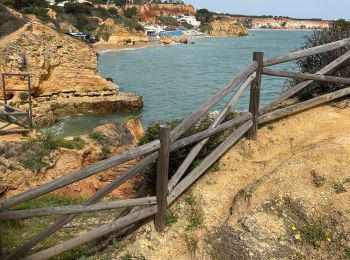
[32,90,143,126]
[210,18,249,36]
[0,18,143,126]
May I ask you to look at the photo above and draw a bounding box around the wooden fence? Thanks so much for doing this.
[1,38,350,260]
[0,73,33,134]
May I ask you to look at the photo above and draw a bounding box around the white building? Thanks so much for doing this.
[177,15,201,28]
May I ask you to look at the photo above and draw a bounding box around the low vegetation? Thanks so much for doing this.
[0,4,26,38]
[0,0,144,36]
[138,113,237,193]
[289,19,350,100]
[0,193,127,259]
[22,132,85,172]
[195,8,213,32]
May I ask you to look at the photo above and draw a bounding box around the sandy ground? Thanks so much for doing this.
[99,104,350,259]
[92,41,162,53]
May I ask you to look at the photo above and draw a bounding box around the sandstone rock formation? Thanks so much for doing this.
[210,18,248,36]
[95,18,148,46]
[232,16,330,30]
[0,19,143,126]
[0,119,144,199]
[133,4,196,24]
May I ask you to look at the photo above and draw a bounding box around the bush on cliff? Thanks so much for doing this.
[22,132,85,172]
[137,113,239,193]
[0,4,26,37]
[195,8,213,33]
[290,19,350,100]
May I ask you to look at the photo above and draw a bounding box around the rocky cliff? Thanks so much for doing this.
[232,16,330,30]
[210,18,248,36]
[95,18,148,46]
[131,4,196,24]
[0,119,144,199]
[0,18,143,126]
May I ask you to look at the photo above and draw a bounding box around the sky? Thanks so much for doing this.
[185,0,349,20]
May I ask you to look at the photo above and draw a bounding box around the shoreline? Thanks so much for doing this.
[92,34,210,53]
[92,41,162,53]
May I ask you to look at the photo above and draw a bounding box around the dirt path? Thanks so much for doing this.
[100,105,350,259]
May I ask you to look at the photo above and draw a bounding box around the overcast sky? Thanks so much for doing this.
[185,0,349,20]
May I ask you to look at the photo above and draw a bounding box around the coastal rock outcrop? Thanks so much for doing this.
[232,16,330,30]
[210,18,248,36]
[0,19,143,126]
[95,18,148,46]
[0,119,144,199]
[133,4,196,24]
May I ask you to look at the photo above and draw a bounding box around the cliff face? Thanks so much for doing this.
[132,4,196,24]
[0,19,143,126]
[0,119,144,199]
[95,18,148,45]
[210,19,248,36]
[233,16,330,30]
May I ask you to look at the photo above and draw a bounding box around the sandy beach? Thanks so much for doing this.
[92,40,163,53]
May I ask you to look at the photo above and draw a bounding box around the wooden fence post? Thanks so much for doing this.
[154,125,171,232]
[247,52,264,140]
[0,232,4,260]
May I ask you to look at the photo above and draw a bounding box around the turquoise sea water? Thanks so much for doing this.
[49,30,309,136]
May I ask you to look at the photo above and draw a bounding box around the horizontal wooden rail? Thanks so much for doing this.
[0,197,156,220]
[170,62,257,142]
[23,206,158,260]
[0,112,28,116]
[0,63,258,213]
[259,87,350,124]
[0,102,25,112]
[260,50,350,114]
[168,72,256,192]
[3,89,29,92]
[5,113,252,260]
[169,120,252,203]
[264,37,350,66]
[23,120,253,260]
[263,68,350,85]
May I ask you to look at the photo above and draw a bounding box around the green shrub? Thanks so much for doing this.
[89,131,106,144]
[0,5,26,37]
[13,0,47,10]
[156,15,178,26]
[23,6,50,21]
[303,222,328,247]
[195,8,213,33]
[138,114,235,193]
[123,6,138,19]
[21,132,85,172]
[63,2,92,15]
[289,19,350,100]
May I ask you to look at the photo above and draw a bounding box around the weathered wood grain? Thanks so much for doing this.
[5,113,252,259]
[168,73,256,192]
[23,206,159,260]
[0,63,257,213]
[263,68,350,85]
[264,38,350,66]
[171,62,258,142]
[247,52,263,140]
[155,125,171,232]
[260,50,350,114]
[259,87,350,124]
[0,197,156,220]
[169,120,253,203]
